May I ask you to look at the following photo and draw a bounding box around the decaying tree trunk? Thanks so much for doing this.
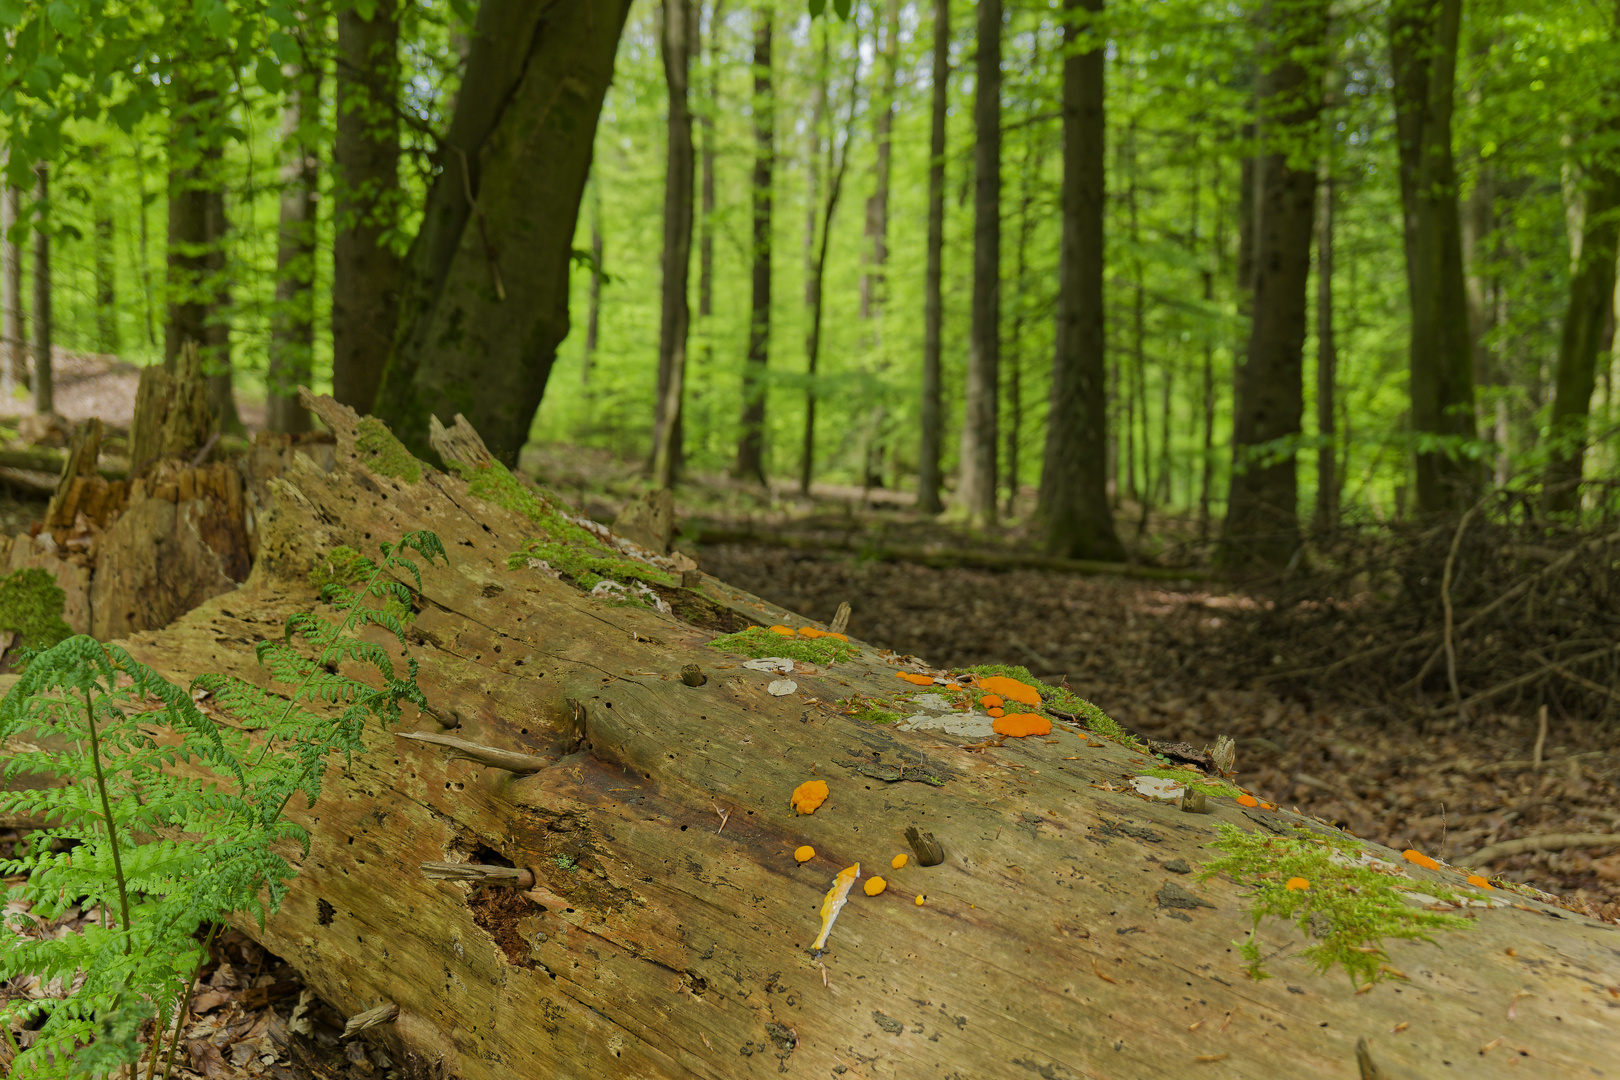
[16,392,1600,1079]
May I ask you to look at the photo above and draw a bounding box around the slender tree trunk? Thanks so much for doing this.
[166,82,212,374]
[732,6,772,484]
[1315,146,1338,531]
[800,30,828,497]
[653,0,698,490]
[957,0,1001,527]
[266,30,322,435]
[203,176,241,431]
[332,0,403,416]
[1,179,25,391]
[917,0,949,515]
[1221,0,1328,568]
[1005,31,1045,518]
[1544,0,1620,516]
[859,0,900,490]
[135,148,156,349]
[30,164,50,416]
[93,167,118,356]
[373,0,634,465]
[582,180,603,390]
[698,0,723,351]
[1391,0,1477,513]
[1037,0,1123,560]
[1127,121,1149,515]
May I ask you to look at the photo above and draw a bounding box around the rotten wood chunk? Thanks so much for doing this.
[341,1002,400,1040]
[395,731,551,774]
[680,664,707,687]
[680,568,702,589]
[905,827,945,866]
[1180,789,1209,814]
[420,863,536,890]
[830,601,851,635]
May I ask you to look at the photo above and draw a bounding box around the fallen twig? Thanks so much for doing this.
[1465,832,1620,866]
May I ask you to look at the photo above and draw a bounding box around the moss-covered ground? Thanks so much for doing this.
[0,568,72,664]
[708,626,860,665]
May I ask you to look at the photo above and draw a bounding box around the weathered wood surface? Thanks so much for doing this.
[104,397,1618,1080]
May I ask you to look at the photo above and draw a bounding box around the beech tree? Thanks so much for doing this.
[958,0,1002,529]
[733,4,774,485]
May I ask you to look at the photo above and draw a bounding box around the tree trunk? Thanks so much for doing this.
[332,0,403,416]
[858,0,900,491]
[582,179,603,390]
[1315,145,1337,531]
[653,0,699,491]
[266,29,322,436]
[917,0,949,516]
[698,0,724,344]
[203,180,240,432]
[165,78,212,374]
[372,0,634,466]
[733,6,772,485]
[1037,0,1123,562]
[1391,0,1477,513]
[800,30,827,497]
[1,179,25,392]
[1544,0,1620,517]
[43,390,1619,1080]
[1221,0,1327,569]
[93,169,118,357]
[957,0,1001,528]
[30,164,51,417]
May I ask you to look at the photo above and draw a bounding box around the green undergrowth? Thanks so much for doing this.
[709,625,860,665]
[1199,823,1471,988]
[960,663,1135,745]
[0,568,73,665]
[354,417,422,484]
[310,546,413,625]
[1138,766,1236,797]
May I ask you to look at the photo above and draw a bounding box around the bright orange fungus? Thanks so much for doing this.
[992,713,1052,737]
[974,675,1042,706]
[1235,794,1259,808]
[914,895,925,906]
[897,672,934,685]
[987,708,1005,718]
[825,632,850,642]
[791,780,830,815]
[798,627,825,638]
[1285,877,1310,891]
[1402,850,1440,871]
[891,853,908,869]
[864,877,887,896]
[979,695,1005,709]
[794,846,816,862]
[768,625,795,636]
[1466,874,1494,890]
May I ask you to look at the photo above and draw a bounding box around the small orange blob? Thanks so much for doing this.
[795,846,816,863]
[992,713,1052,737]
[980,694,1005,709]
[891,853,908,870]
[1261,802,1276,810]
[987,707,1005,718]
[864,876,887,896]
[825,632,850,642]
[897,672,934,685]
[943,682,961,690]
[1466,874,1494,890]
[768,625,795,636]
[1402,850,1440,871]
[914,894,926,906]
[1235,794,1259,808]
[798,627,826,638]
[975,675,1042,706]
[791,780,830,815]
[1285,877,1310,891]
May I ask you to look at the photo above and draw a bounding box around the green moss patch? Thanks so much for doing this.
[846,700,901,725]
[1138,766,1236,798]
[309,545,373,594]
[0,568,72,662]
[354,417,423,484]
[960,663,1134,744]
[708,626,860,665]
[1199,823,1471,988]
[507,538,675,592]
[449,458,598,547]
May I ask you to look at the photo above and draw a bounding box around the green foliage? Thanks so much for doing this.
[553,854,578,872]
[0,530,445,1076]
[354,417,424,484]
[0,567,73,659]
[1199,823,1472,988]
[845,698,901,725]
[709,625,860,665]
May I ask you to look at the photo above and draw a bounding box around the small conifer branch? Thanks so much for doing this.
[419,862,536,888]
[394,731,552,773]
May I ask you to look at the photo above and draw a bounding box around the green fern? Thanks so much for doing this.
[0,530,445,1077]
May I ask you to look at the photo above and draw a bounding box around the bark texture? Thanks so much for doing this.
[45,392,1620,1080]
[373,0,633,466]
[164,79,212,374]
[653,0,699,489]
[957,0,1001,528]
[1391,0,1477,513]
[1544,0,1620,516]
[916,0,949,516]
[733,6,773,485]
[331,0,403,415]
[1221,0,1326,569]
[1037,0,1123,563]
[30,164,49,416]
[1314,150,1337,531]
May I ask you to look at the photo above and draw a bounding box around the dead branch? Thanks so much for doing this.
[394,731,553,773]
[1465,833,1620,866]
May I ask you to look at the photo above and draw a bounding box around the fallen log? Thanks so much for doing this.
[58,394,1620,1078]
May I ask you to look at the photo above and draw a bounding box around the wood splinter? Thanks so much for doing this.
[341,1002,400,1040]
[830,601,851,635]
[420,862,537,889]
[1355,1036,1384,1080]
[905,827,945,866]
[394,731,551,774]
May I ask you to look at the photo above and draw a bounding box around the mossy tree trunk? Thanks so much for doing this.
[65,393,1620,1080]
